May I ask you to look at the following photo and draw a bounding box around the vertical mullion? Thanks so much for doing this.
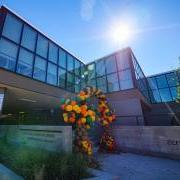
[32,32,38,79]
[115,52,121,91]
[45,41,49,83]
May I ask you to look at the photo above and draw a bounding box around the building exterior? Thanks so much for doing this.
[0,6,179,125]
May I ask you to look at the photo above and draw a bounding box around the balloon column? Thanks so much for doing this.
[60,86,116,156]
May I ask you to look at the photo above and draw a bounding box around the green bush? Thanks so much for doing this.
[0,139,90,179]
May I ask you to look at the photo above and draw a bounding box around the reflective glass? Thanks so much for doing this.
[96,59,105,77]
[81,79,86,90]
[48,42,58,63]
[58,68,66,88]
[116,51,130,71]
[119,69,133,90]
[97,76,107,92]
[0,38,18,71]
[0,93,4,112]
[166,72,178,87]
[159,88,172,102]
[170,87,178,101]
[36,34,48,58]
[47,63,57,85]
[87,63,95,80]
[81,65,86,77]
[87,79,96,87]
[75,59,80,76]
[105,56,117,74]
[156,75,168,88]
[149,90,161,103]
[147,77,158,90]
[17,48,33,77]
[67,55,74,72]
[59,48,66,68]
[107,73,119,92]
[75,84,81,93]
[2,13,23,43]
[21,25,37,51]
[33,56,46,82]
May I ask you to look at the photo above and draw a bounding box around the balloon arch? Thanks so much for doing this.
[60,86,117,155]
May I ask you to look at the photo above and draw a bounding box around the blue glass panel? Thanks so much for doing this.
[48,42,58,63]
[87,63,95,80]
[119,69,133,90]
[159,88,172,102]
[116,51,130,71]
[17,48,33,77]
[36,34,48,58]
[75,59,80,76]
[87,79,96,87]
[166,72,179,87]
[33,56,46,82]
[59,48,66,68]
[107,73,119,92]
[96,59,105,77]
[81,65,86,78]
[149,90,161,103]
[0,38,18,71]
[47,63,57,85]
[147,77,158,90]
[105,56,117,74]
[58,68,66,88]
[21,25,37,51]
[170,87,178,101]
[156,75,168,88]
[2,13,23,43]
[97,76,107,92]
[67,55,74,72]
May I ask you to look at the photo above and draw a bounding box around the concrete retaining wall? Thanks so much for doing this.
[0,125,72,152]
[112,126,180,159]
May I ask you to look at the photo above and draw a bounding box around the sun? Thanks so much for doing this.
[110,23,132,44]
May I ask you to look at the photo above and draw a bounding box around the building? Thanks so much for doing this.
[0,5,179,125]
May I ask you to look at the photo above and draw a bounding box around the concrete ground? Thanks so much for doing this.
[88,153,180,180]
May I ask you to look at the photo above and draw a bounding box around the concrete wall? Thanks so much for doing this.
[112,126,180,159]
[0,125,72,152]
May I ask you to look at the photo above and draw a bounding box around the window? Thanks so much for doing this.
[17,48,33,77]
[156,75,168,88]
[67,72,75,91]
[75,84,81,93]
[87,79,96,87]
[47,63,57,85]
[105,56,117,74]
[0,38,18,71]
[107,73,119,92]
[2,13,23,43]
[116,51,130,71]
[159,88,172,102]
[97,76,107,92]
[119,69,133,90]
[21,25,37,51]
[149,90,161,103]
[81,65,86,77]
[36,34,48,58]
[33,56,46,82]
[147,77,158,90]
[170,87,177,101]
[75,60,81,76]
[87,63,95,80]
[0,93,4,112]
[48,42,58,63]
[59,48,66,68]
[166,72,178,87]
[67,54,74,72]
[58,68,66,88]
[96,59,105,77]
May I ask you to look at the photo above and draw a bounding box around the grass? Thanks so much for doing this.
[0,139,90,180]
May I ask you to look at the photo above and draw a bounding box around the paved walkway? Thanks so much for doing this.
[88,153,180,180]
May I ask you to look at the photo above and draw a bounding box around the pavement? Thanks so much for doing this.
[86,153,180,180]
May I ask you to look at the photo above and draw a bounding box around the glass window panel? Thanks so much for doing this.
[75,60,80,76]
[107,73,119,92]
[97,76,107,92]
[105,56,117,74]
[166,72,178,87]
[21,25,37,51]
[87,79,96,87]
[116,51,130,71]
[81,80,86,90]
[120,80,133,90]
[96,59,105,77]
[0,38,18,71]
[75,76,81,85]
[81,65,86,78]
[147,77,158,90]
[17,48,33,77]
[119,69,133,90]
[149,90,161,103]
[87,63,95,80]
[48,42,58,63]
[33,56,46,82]
[159,88,172,102]
[67,72,74,84]
[119,69,132,81]
[170,87,178,101]
[58,68,66,88]
[156,75,168,88]
[36,34,48,58]
[67,54,74,72]
[2,13,23,43]
[47,63,57,85]
[75,84,81,93]
[59,48,66,68]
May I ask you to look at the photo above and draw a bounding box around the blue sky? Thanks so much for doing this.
[1,0,180,76]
